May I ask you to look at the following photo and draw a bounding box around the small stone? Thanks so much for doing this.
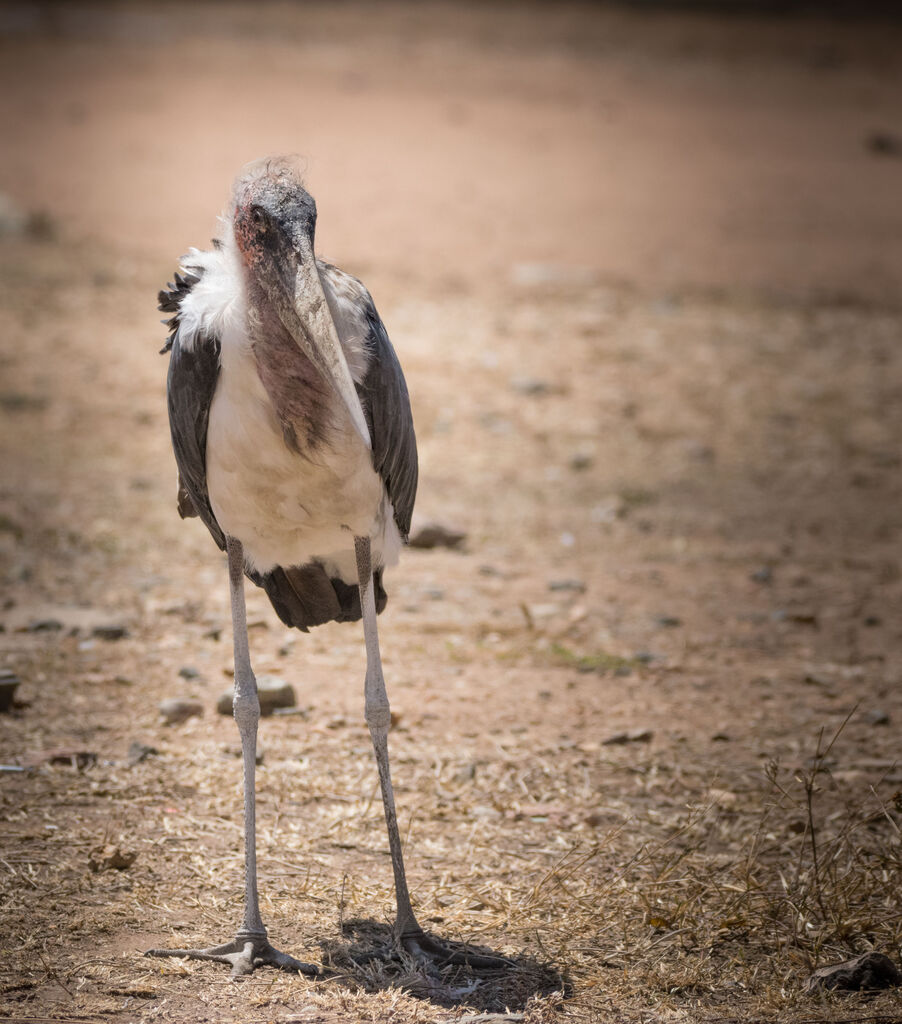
[864,708,890,726]
[510,375,550,396]
[805,951,902,993]
[27,618,63,633]
[89,843,137,873]
[750,566,773,584]
[159,698,203,726]
[788,609,819,626]
[127,741,159,766]
[865,131,902,158]
[92,623,129,641]
[548,579,586,593]
[178,666,200,680]
[408,521,467,550]
[602,728,653,746]
[863,615,881,627]
[22,748,97,769]
[655,615,682,628]
[569,451,594,471]
[0,668,20,712]
[216,675,296,717]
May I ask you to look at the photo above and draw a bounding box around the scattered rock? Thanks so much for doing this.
[89,843,137,873]
[178,666,200,680]
[127,741,159,766]
[864,708,890,726]
[4,604,129,638]
[805,951,902,993]
[569,450,594,471]
[787,608,819,626]
[159,698,203,726]
[602,728,654,746]
[865,131,902,158]
[655,615,682,628]
[22,748,97,770]
[548,579,586,593]
[803,671,834,690]
[26,618,63,632]
[590,496,626,523]
[863,615,882,627]
[216,675,296,717]
[510,374,550,396]
[92,623,129,641]
[272,705,311,718]
[0,668,20,712]
[750,566,773,584]
[408,521,467,550]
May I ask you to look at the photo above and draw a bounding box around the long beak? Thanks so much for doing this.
[272,239,372,450]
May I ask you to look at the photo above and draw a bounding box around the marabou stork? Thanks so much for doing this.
[146,159,496,977]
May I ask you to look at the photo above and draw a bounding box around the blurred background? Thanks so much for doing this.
[1,3,902,1020]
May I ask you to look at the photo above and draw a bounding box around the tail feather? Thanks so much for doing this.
[259,562,387,632]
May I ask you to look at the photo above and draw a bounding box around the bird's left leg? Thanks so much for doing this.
[145,537,321,978]
[354,536,510,969]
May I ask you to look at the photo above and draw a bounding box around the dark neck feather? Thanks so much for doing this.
[248,291,335,455]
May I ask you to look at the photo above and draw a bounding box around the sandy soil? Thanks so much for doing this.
[1,4,902,1022]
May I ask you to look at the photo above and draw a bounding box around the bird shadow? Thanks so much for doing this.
[319,918,568,1012]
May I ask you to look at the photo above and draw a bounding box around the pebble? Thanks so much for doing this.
[0,668,20,712]
[178,666,200,680]
[548,579,586,593]
[92,624,129,641]
[216,675,297,717]
[408,521,467,550]
[127,741,159,766]
[655,615,682,628]
[864,708,890,726]
[88,843,137,873]
[602,728,654,746]
[159,698,203,726]
[510,375,550,396]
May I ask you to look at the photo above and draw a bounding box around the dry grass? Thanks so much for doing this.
[3,97,902,1020]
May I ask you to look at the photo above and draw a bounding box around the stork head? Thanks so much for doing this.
[230,158,371,449]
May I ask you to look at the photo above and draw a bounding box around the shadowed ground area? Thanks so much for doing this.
[1,3,901,1022]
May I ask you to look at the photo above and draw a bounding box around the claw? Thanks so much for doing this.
[145,935,323,978]
[351,927,512,971]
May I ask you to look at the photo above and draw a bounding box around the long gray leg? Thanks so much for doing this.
[145,537,320,977]
[354,535,418,937]
[354,536,509,969]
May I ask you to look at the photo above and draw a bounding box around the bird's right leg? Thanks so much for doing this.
[354,536,510,970]
[145,537,320,978]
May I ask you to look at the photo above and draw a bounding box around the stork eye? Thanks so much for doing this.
[250,206,267,229]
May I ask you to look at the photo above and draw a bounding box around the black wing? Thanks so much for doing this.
[355,296,418,540]
[159,271,225,552]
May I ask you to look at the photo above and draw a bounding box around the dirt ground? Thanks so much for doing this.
[1,3,902,1022]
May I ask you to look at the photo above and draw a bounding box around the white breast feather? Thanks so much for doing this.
[177,228,401,578]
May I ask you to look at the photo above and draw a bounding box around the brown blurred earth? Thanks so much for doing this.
[1,3,902,1022]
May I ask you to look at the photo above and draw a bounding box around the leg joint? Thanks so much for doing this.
[365,700,391,733]
[233,690,260,732]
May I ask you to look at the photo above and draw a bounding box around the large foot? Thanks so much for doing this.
[354,925,513,970]
[145,932,322,978]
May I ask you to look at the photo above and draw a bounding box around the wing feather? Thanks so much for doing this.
[160,271,225,551]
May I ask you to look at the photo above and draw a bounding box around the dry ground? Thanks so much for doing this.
[1,4,902,1022]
